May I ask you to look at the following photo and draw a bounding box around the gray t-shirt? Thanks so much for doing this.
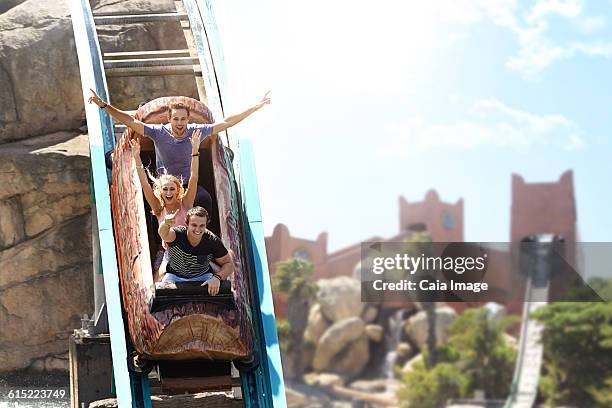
[144,123,213,182]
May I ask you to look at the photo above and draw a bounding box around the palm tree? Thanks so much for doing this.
[272,258,318,376]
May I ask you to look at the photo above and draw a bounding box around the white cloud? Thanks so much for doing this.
[508,39,612,77]
[436,0,612,79]
[527,0,582,24]
[506,1,612,78]
[377,99,584,159]
[216,0,612,90]
[575,15,606,33]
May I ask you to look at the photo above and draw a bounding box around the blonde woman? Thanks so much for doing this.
[130,129,201,279]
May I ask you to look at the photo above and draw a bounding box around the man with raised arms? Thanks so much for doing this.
[158,206,232,295]
[88,89,270,212]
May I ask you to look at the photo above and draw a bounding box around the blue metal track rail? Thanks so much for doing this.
[69,0,135,406]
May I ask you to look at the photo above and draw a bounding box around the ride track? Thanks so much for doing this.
[503,235,554,408]
[446,237,553,408]
[69,0,286,406]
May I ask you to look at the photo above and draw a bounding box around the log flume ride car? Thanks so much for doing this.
[110,96,255,364]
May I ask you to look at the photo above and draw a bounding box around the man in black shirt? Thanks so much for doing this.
[158,206,233,296]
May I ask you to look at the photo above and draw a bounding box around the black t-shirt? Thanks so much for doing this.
[166,226,228,279]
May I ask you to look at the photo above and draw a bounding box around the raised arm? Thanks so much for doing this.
[129,138,161,214]
[158,211,177,243]
[183,129,201,208]
[211,91,271,135]
[88,89,146,135]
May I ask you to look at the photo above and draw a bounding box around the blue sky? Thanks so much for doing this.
[213,0,612,251]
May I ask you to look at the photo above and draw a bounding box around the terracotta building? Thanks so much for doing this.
[265,171,577,317]
[508,170,577,310]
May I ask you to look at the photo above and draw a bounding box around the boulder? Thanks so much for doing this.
[303,303,330,344]
[303,372,345,388]
[395,342,414,365]
[0,0,198,144]
[313,317,364,370]
[317,276,364,322]
[403,306,457,351]
[0,1,82,143]
[313,317,369,378]
[361,304,378,323]
[365,324,384,342]
[332,335,369,378]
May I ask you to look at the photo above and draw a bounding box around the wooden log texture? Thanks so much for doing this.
[110,96,254,359]
[211,122,255,355]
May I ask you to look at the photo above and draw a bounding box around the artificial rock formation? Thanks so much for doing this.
[0,132,93,372]
[0,0,197,144]
[403,306,457,351]
[303,303,330,343]
[365,324,384,342]
[316,276,364,323]
[312,317,369,378]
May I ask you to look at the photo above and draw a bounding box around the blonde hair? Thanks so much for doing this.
[148,171,185,215]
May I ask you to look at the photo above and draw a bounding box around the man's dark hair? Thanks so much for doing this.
[186,206,209,224]
[168,102,190,117]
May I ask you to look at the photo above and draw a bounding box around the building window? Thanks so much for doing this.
[408,223,427,232]
[442,211,456,230]
[293,248,311,262]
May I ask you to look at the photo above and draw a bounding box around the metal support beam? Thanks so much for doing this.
[94,12,187,25]
[105,65,202,77]
[103,49,191,60]
[104,57,199,69]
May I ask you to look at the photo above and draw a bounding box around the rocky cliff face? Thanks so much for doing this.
[0,132,92,372]
[0,0,196,144]
[0,0,196,373]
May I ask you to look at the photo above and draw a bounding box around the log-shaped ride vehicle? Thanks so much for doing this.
[110,97,255,368]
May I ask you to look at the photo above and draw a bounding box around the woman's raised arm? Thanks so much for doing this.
[130,138,161,214]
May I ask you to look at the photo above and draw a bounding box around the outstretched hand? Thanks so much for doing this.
[88,88,106,108]
[190,129,201,152]
[255,91,271,110]
[164,210,178,226]
[129,138,141,159]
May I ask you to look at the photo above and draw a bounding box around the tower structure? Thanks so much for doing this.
[399,189,464,241]
[510,170,577,303]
